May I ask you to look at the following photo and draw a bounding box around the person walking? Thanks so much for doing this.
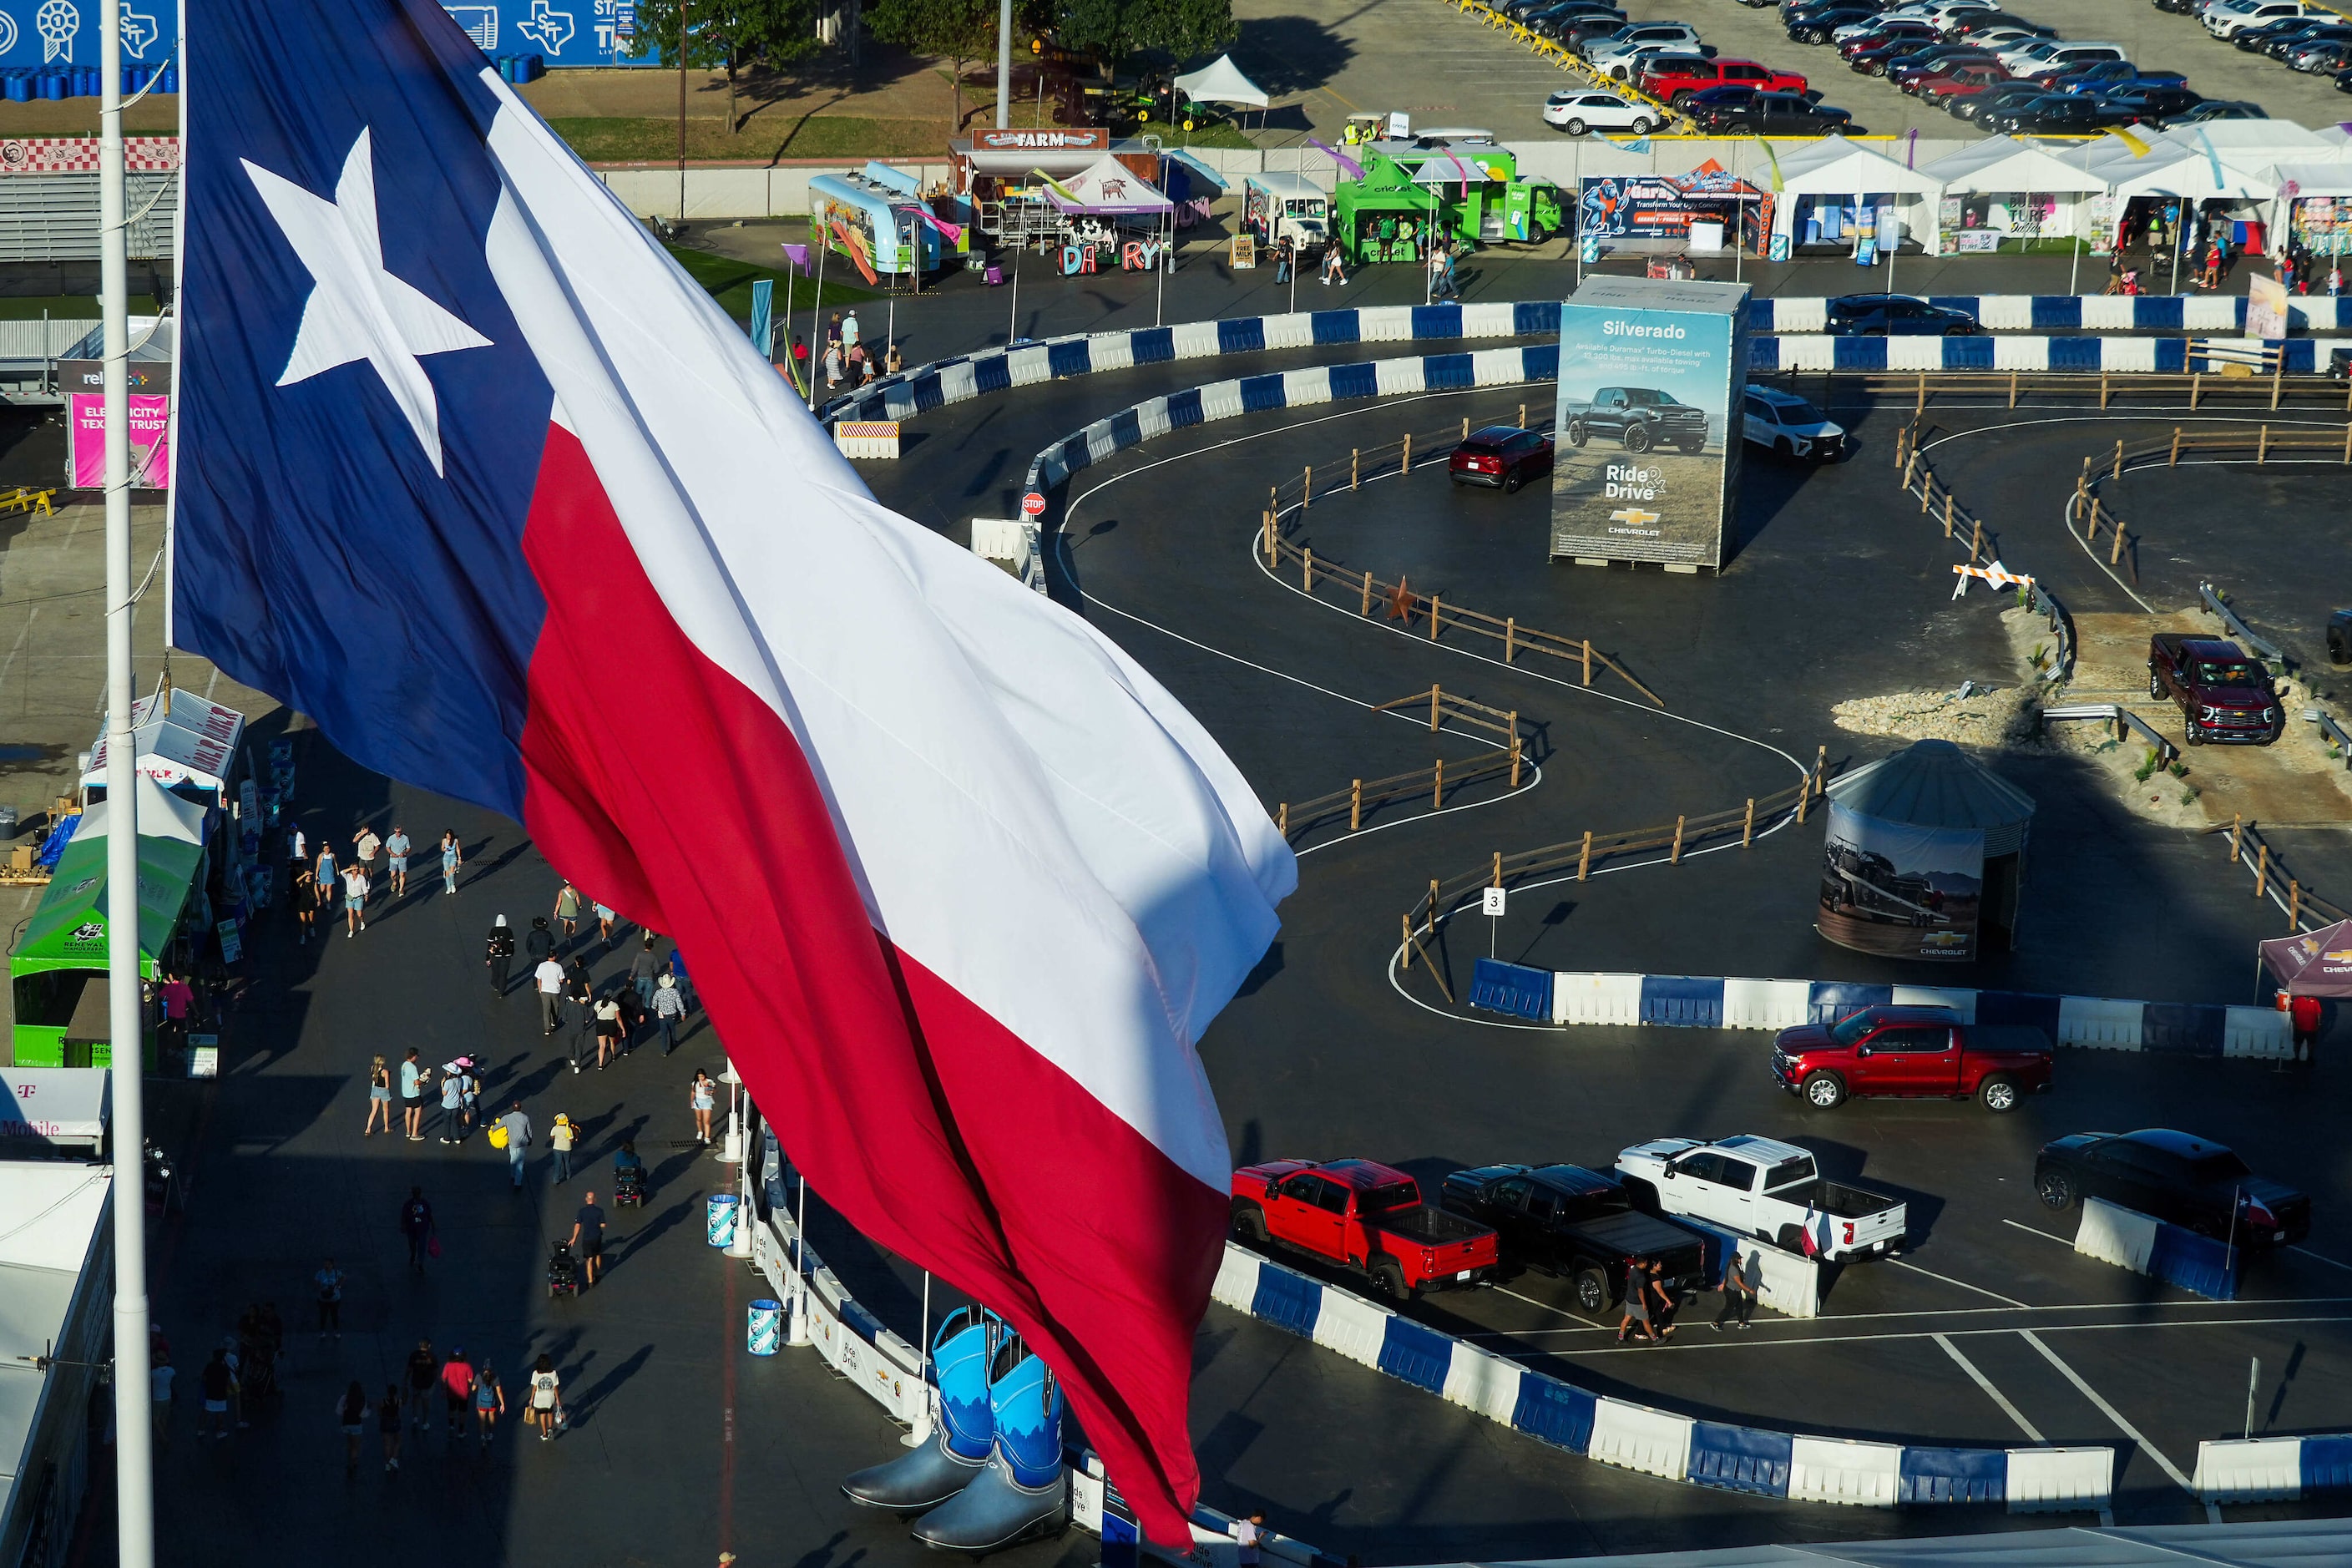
[339,1380,369,1475]
[459,1060,482,1136]
[314,1257,345,1340]
[439,828,463,893]
[399,1186,436,1272]
[550,1113,576,1185]
[568,1191,608,1288]
[1715,1244,1760,1332]
[842,308,862,357]
[485,915,514,996]
[594,899,618,947]
[592,991,622,1070]
[363,1056,393,1136]
[498,1102,534,1188]
[691,1070,718,1143]
[404,1339,438,1432]
[440,1347,476,1443]
[352,822,383,896]
[377,1383,404,1471]
[653,973,687,1055]
[198,1348,234,1440]
[384,824,412,898]
[553,881,583,942]
[668,948,695,1014]
[399,1048,426,1141]
[630,934,661,1009]
[1323,242,1347,286]
[1645,1260,1679,1341]
[313,842,337,911]
[150,1352,174,1447]
[472,1361,506,1449]
[291,858,317,943]
[2291,990,2323,1066]
[534,953,567,1037]
[341,862,369,937]
[528,1354,563,1440]
[287,825,306,870]
[566,956,595,1068]
[524,913,556,969]
[1273,234,1293,285]
[1234,1510,1265,1568]
[1616,1259,1657,1344]
[437,1065,467,1145]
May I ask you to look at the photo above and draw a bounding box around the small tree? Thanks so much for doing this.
[1051,0,1234,68]
[867,0,1000,131]
[630,0,821,134]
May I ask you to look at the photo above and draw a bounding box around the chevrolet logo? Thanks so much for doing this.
[1610,507,1660,528]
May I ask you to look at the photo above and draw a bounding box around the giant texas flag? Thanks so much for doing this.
[169,0,1293,1539]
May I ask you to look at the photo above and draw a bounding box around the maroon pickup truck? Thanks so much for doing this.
[2149,633,2283,746]
[1772,1005,2054,1113]
[1231,1159,1500,1301]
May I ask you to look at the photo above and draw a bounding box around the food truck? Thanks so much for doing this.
[1334,143,1565,265]
[809,163,957,286]
[1242,171,1333,255]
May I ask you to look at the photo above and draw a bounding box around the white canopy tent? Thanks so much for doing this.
[1042,154,1174,216]
[1921,136,2111,250]
[0,1068,111,1151]
[81,689,247,802]
[71,774,209,848]
[1768,137,1944,254]
[1172,55,1267,109]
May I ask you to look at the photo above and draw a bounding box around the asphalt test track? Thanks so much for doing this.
[825,359,2352,1557]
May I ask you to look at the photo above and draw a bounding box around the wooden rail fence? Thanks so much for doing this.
[1276,685,1535,842]
[2224,814,2351,935]
[1771,366,2352,416]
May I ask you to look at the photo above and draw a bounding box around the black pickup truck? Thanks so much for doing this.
[1564,387,1711,454]
[1441,1162,1708,1312]
[2148,632,2282,746]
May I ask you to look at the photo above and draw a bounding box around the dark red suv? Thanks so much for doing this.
[1449,425,1555,493]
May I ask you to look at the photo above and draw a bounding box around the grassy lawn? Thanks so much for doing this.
[0,296,157,321]
[553,116,950,163]
[664,244,876,324]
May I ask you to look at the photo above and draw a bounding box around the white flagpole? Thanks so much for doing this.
[101,0,153,1560]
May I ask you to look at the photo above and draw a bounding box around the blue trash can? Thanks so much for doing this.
[160,64,176,93]
[39,74,65,101]
[77,67,98,96]
[523,53,544,80]
[4,74,28,104]
[706,1192,740,1248]
[747,1298,783,1356]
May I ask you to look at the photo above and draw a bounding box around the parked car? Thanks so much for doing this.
[1826,294,1983,336]
[1644,55,1810,104]
[1583,21,1703,67]
[1948,11,2051,38]
[2047,62,2185,94]
[1543,88,1662,134]
[1918,61,2011,104]
[1770,1005,2054,1112]
[2274,22,2352,56]
[2256,17,2352,53]
[2205,0,2313,38]
[2015,43,2130,77]
[1789,4,1878,41]
[1838,18,1940,51]
[1449,425,1555,491]
[1697,90,1857,131]
[1850,30,1948,70]
[2105,84,2204,119]
[1229,1158,1501,1301]
[1953,79,2052,119]
[1439,1163,1707,1311]
[2034,1130,2311,1247]
[1616,1134,1909,1261]
[1889,45,1998,88]
[2172,98,2267,119]
[2292,38,2352,68]
[1565,387,1710,453]
[1741,383,1846,459]
[2148,632,2283,744]
[1981,93,2138,132]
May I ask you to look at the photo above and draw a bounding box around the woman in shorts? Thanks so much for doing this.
[690,1070,718,1143]
[377,1382,404,1471]
[527,1354,562,1441]
[473,1360,506,1449]
[438,828,463,894]
[363,1055,393,1138]
[338,1381,368,1474]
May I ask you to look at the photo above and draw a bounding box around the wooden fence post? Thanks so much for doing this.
[1518,402,1527,429]
[1350,779,1363,832]
[2255,842,2270,900]
[1269,483,1277,515]
[2258,426,2269,465]
[1510,734,1522,788]
[1894,425,1908,470]
[2109,514,2126,567]
[1262,510,1274,564]
[1429,593,1440,641]
[2087,496,2101,542]
[1581,638,1592,686]
[1302,546,1314,590]
[1970,518,1984,563]
[1577,830,1592,882]
[1429,685,1442,731]
[2100,370,2110,411]
[1920,477,1932,514]
[2008,369,2018,409]
[2231,812,2243,863]
[1505,616,1516,664]
[2289,878,2301,931]
[2112,439,2123,483]
[1671,815,1685,864]
[1902,450,1917,488]
[1277,802,1287,835]
[1433,757,1445,810]
[2170,427,2183,467]
[2191,371,2202,410]
[1814,746,1826,801]
[1402,432,1412,474]
[1362,569,1373,616]
[1742,797,1755,847]
[1944,493,1955,539]
[1352,448,1360,489]
[1493,852,1503,888]
[2343,424,2351,465]
[1914,372,1925,417]
[1303,464,1313,507]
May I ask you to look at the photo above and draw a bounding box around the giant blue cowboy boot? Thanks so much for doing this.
[842,1308,1000,1511]
[910,1341,1068,1552]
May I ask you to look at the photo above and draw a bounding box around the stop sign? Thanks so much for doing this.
[1021,492,1046,518]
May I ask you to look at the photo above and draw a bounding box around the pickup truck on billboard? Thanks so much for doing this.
[1615,1134,1907,1260]
[1231,1158,1500,1300]
[1770,1004,2053,1111]
[1565,387,1711,453]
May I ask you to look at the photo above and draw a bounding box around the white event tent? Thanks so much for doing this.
[1920,136,2111,250]
[1767,136,1944,255]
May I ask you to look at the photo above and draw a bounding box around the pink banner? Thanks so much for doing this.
[68,392,172,489]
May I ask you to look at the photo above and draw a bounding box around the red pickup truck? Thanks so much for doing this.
[1232,1159,1500,1301]
[2148,633,2283,746]
[1642,57,1810,104]
[1771,1005,2054,1113]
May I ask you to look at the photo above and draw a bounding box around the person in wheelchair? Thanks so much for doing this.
[613,1140,646,1207]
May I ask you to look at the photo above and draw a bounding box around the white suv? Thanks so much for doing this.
[1583,21,1702,68]
[2206,0,2310,38]
[1542,89,1662,135]
[2016,42,2127,75]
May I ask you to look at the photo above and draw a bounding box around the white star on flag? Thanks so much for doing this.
[243,127,490,474]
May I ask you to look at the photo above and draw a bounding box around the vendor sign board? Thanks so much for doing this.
[1548,276,1749,570]
[1818,799,1985,962]
[68,391,171,489]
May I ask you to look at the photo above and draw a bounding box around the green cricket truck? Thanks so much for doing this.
[1335,144,1564,266]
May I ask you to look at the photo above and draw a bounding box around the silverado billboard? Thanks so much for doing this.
[1548,276,1749,570]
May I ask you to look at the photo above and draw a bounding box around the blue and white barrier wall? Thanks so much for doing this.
[1753,335,2349,375]
[1211,1241,2113,1512]
[1022,345,1561,496]
[2074,1197,2242,1302]
[1751,295,2352,335]
[2194,1434,2352,1503]
[827,301,1564,426]
[1515,968,2291,1060]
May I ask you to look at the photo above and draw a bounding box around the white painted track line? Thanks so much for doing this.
[2021,1328,2196,1496]
[1934,1332,2045,1443]
[1889,1257,2031,1309]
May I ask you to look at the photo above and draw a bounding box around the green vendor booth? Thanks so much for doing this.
[9,775,209,1068]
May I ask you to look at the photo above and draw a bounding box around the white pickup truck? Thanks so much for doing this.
[1614,1133,1907,1262]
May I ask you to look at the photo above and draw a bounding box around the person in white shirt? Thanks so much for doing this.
[341,864,369,937]
[534,958,567,1034]
[1234,1510,1264,1568]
